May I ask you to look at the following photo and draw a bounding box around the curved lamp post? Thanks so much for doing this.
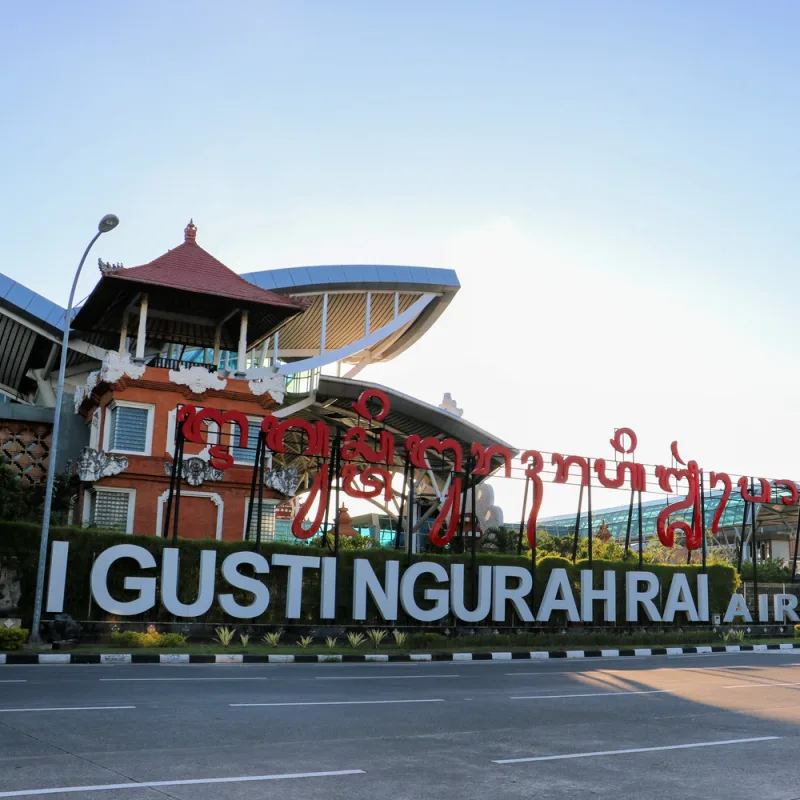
[28,214,120,643]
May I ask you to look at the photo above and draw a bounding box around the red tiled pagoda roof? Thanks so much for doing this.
[108,221,303,310]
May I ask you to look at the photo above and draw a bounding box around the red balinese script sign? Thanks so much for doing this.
[175,392,792,550]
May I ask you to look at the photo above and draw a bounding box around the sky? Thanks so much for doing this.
[2,1,800,520]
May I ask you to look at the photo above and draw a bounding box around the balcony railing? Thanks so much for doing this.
[151,357,218,373]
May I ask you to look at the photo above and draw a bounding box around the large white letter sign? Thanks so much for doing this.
[696,574,710,622]
[161,549,217,617]
[625,571,662,623]
[580,570,616,623]
[450,564,492,623]
[662,573,699,622]
[320,557,337,619]
[723,593,752,623]
[352,559,399,621]
[90,544,157,616]
[218,552,270,619]
[400,562,449,622]
[45,540,70,613]
[538,568,580,623]
[773,594,800,623]
[492,566,534,623]
[271,554,321,619]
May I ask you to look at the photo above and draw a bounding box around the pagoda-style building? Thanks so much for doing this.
[70,222,306,540]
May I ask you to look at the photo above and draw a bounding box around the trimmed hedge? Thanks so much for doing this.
[0,521,738,627]
[0,628,28,650]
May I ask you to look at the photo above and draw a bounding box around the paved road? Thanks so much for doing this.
[0,651,799,799]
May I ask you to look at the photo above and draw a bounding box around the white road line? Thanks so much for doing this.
[0,769,365,797]
[505,664,766,676]
[511,690,673,700]
[493,736,781,764]
[314,674,460,681]
[99,677,269,682]
[0,706,135,713]
[0,681,26,684]
[723,681,800,689]
[231,699,445,707]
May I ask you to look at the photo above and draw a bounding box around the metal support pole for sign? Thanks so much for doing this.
[791,497,800,582]
[470,467,478,608]
[321,431,338,551]
[395,457,410,551]
[687,504,695,564]
[162,411,181,538]
[255,432,266,550]
[171,424,185,545]
[457,460,470,554]
[407,465,415,564]
[624,486,635,558]
[333,444,342,556]
[750,478,759,613]
[517,475,530,556]
[700,472,707,574]
[587,459,593,566]
[737,484,748,572]
[245,431,264,543]
[530,477,537,604]
[572,483,584,564]
[637,490,644,569]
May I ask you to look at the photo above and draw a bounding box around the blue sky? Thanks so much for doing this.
[3,2,799,517]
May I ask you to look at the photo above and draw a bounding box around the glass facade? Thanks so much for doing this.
[533,488,789,543]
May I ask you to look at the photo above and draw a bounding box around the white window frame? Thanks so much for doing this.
[82,486,136,533]
[243,498,279,541]
[103,400,155,456]
[88,408,101,451]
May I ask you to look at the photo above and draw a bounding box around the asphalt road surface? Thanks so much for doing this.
[0,651,799,799]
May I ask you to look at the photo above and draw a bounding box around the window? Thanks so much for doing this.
[244,500,276,542]
[85,488,134,532]
[231,418,264,465]
[106,402,154,454]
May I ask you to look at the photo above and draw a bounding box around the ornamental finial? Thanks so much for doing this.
[184,219,197,243]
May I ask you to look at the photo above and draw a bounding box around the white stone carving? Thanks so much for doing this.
[163,457,223,487]
[77,447,128,481]
[73,371,99,412]
[168,365,228,395]
[246,367,286,403]
[101,351,146,384]
[439,392,464,417]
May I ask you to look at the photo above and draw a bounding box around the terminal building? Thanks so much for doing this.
[0,221,510,547]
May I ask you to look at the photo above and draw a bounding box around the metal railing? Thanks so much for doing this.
[151,357,218,373]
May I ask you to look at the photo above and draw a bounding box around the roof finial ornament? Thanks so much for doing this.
[184,218,197,243]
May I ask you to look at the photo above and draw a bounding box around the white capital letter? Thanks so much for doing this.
[538,568,580,623]
[492,566,534,623]
[662,573,699,622]
[271,554,321,618]
[773,594,799,623]
[161,549,216,617]
[723,593,752,623]
[45,540,70,613]
[90,544,156,616]
[352,559,399,621]
[580,570,616,623]
[625,571,662,622]
[450,564,492,623]
[400,562,449,622]
[218,552,270,619]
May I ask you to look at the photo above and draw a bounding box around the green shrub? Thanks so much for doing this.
[406,632,447,649]
[156,633,187,647]
[111,631,144,648]
[110,631,186,648]
[0,628,28,650]
[795,624,800,640]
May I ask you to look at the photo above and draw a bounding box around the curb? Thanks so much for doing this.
[1,643,798,665]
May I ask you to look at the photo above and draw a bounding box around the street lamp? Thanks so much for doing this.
[28,214,120,643]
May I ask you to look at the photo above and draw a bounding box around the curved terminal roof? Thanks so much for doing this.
[242,265,459,365]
